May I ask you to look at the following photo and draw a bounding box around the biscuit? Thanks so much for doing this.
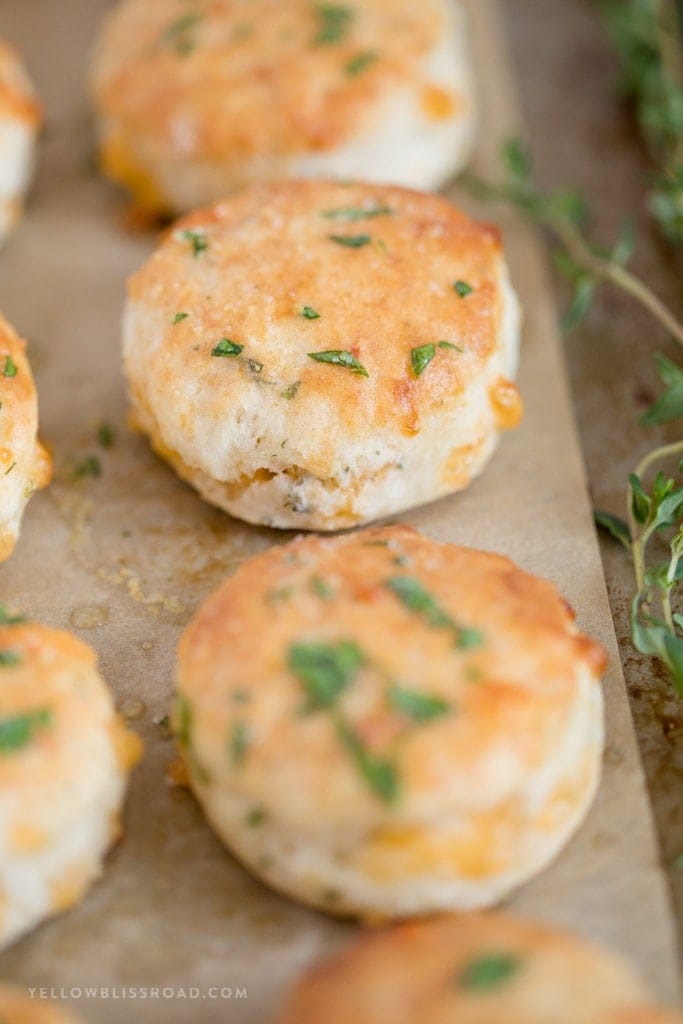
[0,617,142,947]
[275,912,682,1024]
[0,40,40,245]
[0,313,51,561]
[124,181,522,531]
[175,525,605,918]
[91,0,475,213]
[0,985,83,1024]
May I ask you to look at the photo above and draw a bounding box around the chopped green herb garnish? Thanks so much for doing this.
[311,576,334,599]
[230,722,249,766]
[0,708,51,752]
[385,577,451,626]
[97,422,116,448]
[388,685,450,722]
[385,577,484,650]
[212,338,244,358]
[458,954,521,991]
[172,312,189,325]
[335,719,399,803]
[289,640,364,710]
[345,50,379,76]
[308,350,369,376]
[301,306,321,320]
[456,627,486,649]
[0,650,21,667]
[74,455,102,479]
[2,355,17,378]
[0,607,25,625]
[314,3,353,45]
[163,12,201,54]
[411,343,436,377]
[4,461,15,476]
[321,204,392,221]
[245,806,267,827]
[175,694,192,748]
[281,381,301,400]
[454,280,474,298]
[438,340,464,352]
[179,228,208,257]
[328,233,372,248]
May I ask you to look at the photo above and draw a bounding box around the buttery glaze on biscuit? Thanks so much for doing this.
[0,40,40,245]
[175,525,604,918]
[275,913,683,1024]
[0,619,142,948]
[91,0,475,212]
[124,181,521,530]
[0,313,51,561]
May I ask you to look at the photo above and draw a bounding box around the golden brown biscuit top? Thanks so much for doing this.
[276,913,679,1024]
[93,0,452,158]
[128,181,509,449]
[0,618,140,799]
[0,313,51,488]
[0,40,40,123]
[177,526,605,822]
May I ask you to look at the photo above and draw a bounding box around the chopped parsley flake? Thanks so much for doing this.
[438,340,464,352]
[345,50,379,76]
[2,355,17,378]
[245,806,267,827]
[308,350,369,376]
[0,708,51,752]
[385,577,484,650]
[0,607,25,625]
[172,312,190,325]
[314,3,353,45]
[321,204,392,221]
[179,229,208,257]
[163,12,201,54]
[281,381,301,400]
[289,640,364,711]
[311,576,334,599]
[0,650,21,667]
[301,306,321,320]
[175,694,193,749]
[212,338,244,358]
[230,722,249,766]
[328,233,372,248]
[4,461,15,476]
[454,280,474,298]
[97,421,116,448]
[335,719,399,803]
[458,954,521,991]
[411,343,436,377]
[74,455,102,479]
[388,685,450,721]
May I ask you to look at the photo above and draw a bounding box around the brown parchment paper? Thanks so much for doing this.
[0,0,679,1020]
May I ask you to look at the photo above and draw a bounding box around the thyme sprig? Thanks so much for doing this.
[465,138,683,692]
[464,138,683,348]
[597,446,683,694]
[600,0,683,243]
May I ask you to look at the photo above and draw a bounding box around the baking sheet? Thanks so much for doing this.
[0,0,679,1019]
